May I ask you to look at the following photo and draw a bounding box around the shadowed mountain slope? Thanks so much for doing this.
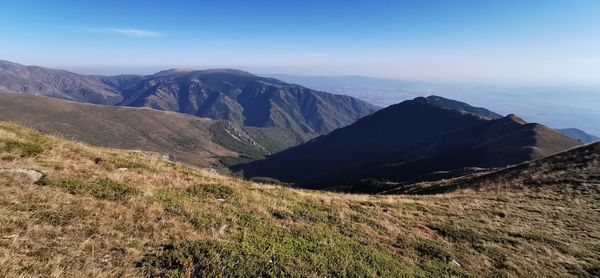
[237,99,580,190]
[391,141,600,194]
[346,114,581,188]
[0,91,309,168]
[416,95,598,144]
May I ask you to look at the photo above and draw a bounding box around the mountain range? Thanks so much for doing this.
[237,97,581,191]
[0,59,593,193]
[0,60,122,104]
[557,128,599,143]
[1,60,598,276]
[0,91,308,168]
[0,60,378,137]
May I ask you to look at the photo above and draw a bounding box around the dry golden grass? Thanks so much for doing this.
[0,122,598,277]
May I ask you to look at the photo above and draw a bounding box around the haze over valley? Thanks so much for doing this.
[270,74,600,137]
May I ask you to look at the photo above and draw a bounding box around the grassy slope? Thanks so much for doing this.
[0,122,598,277]
[390,142,599,195]
[0,92,308,169]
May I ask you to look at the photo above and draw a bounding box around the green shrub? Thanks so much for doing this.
[1,140,45,157]
[32,210,74,226]
[153,188,223,230]
[413,240,451,261]
[187,184,233,199]
[140,224,418,277]
[429,224,481,245]
[43,178,136,202]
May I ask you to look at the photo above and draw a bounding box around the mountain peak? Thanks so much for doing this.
[556,128,600,143]
[0,60,377,136]
[153,68,195,75]
[152,68,254,77]
[504,114,527,124]
[238,98,580,189]
[413,95,503,119]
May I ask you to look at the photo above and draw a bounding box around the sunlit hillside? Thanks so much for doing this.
[0,123,598,277]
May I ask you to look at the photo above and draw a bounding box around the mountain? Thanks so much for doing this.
[414,95,503,119]
[2,122,598,277]
[414,96,598,143]
[269,74,600,138]
[346,114,581,190]
[237,98,581,190]
[392,141,600,194]
[0,60,122,104]
[0,91,309,168]
[557,128,599,143]
[0,60,379,136]
[114,68,379,135]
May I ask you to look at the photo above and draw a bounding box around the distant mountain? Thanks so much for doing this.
[269,74,600,138]
[381,96,600,145]
[0,91,310,168]
[0,60,122,104]
[116,68,379,135]
[414,95,503,119]
[556,128,599,143]
[237,97,581,191]
[266,74,418,107]
[0,60,379,136]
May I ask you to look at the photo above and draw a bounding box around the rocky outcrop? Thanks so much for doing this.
[0,168,45,183]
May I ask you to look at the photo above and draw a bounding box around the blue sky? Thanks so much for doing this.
[1,0,599,84]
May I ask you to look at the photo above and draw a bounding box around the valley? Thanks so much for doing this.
[2,2,599,277]
[0,91,309,169]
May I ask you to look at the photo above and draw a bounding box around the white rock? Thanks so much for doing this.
[0,168,44,183]
[218,224,229,234]
[450,258,461,268]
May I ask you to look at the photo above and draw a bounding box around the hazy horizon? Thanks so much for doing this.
[0,62,596,89]
[1,1,600,86]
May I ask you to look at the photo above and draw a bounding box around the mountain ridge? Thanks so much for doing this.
[414,95,503,119]
[0,60,122,104]
[388,140,600,194]
[557,128,599,143]
[0,91,311,168]
[237,97,581,190]
[0,60,379,136]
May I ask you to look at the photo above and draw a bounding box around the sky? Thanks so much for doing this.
[1,0,600,85]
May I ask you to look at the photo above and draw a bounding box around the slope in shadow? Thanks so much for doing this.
[237,98,580,191]
[392,142,600,194]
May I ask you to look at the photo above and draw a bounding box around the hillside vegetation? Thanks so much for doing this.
[0,123,598,277]
[390,141,600,195]
[0,92,311,168]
